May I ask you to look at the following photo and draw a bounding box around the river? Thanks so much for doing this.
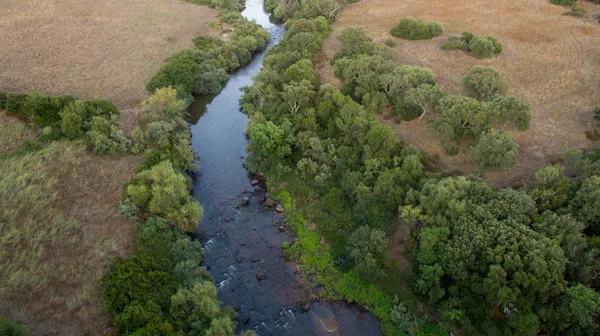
[187,0,382,334]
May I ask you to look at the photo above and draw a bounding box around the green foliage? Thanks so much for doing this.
[0,316,29,336]
[441,32,502,58]
[59,104,85,140]
[538,283,600,334]
[384,38,397,48]
[570,175,600,233]
[5,93,29,116]
[126,161,203,232]
[85,115,131,155]
[0,91,7,109]
[529,165,574,211]
[405,84,447,121]
[409,177,567,334]
[346,226,389,280]
[486,95,531,131]
[461,66,509,101]
[594,106,600,128]
[471,129,518,171]
[468,37,495,59]
[390,19,444,40]
[551,0,577,6]
[429,95,489,154]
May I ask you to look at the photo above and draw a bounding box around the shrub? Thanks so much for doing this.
[485,36,503,54]
[100,255,178,316]
[85,116,131,155]
[23,93,75,127]
[0,316,29,336]
[587,129,600,141]
[593,106,600,128]
[5,93,29,115]
[471,129,518,170]
[551,0,576,6]
[441,39,468,50]
[427,21,444,37]
[126,161,203,232]
[0,92,7,109]
[60,104,85,140]
[384,38,397,48]
[84,99,120,118]
[390,18,443,40]
[461,31,475,43]
[461,66,509,101]
[147,49,204,95]
[468,36,495,59]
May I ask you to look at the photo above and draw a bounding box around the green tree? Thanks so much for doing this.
[471,129,518,171]
[405,84,447,121]
[126,161,203,232]
[282,80,316,114]
[468,37,495,59]
[60,101,86,139]
[461,66,508,101]
[346,226,389,280]
[429,95,489,155]
[529,165,573,211]
[487,95,531,131]
[570,175,600,233]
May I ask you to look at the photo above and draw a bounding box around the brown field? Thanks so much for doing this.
[0,139,142,335]
[316,0,600,187]
[0,0,217,110]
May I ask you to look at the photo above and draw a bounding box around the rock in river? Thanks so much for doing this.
[256,271,267,281]
[241,197,249,206]
[251,179,259,186]
[275,204,284,213]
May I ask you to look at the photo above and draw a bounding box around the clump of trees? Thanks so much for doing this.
[100,217,242,335]
[441,31,503,59]
[266,0,349,22]
[389,18,444,40]
[0,91,131,155]
[147,10,269,98]
[328,26,528,170]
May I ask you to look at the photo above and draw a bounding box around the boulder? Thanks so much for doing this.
[256,271,267,281]
[251,179,259,186]
[275,204,284,213]
[240,197,249,206]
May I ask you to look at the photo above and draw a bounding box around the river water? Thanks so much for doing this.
[187,1,382,334]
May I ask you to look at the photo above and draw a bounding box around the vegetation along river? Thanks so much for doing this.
[186,0,382,334]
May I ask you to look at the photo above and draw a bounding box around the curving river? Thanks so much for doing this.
[187,0,382,334]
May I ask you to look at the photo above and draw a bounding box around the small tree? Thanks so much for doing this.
[346,226,389,280]
[468,37,495,59]
[487,95,531,131]
[282,80,315,114]
[461,66,508,101]
[471,129,518,171]
[405,84,447,121]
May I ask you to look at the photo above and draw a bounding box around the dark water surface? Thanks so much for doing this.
[188,1,382,334]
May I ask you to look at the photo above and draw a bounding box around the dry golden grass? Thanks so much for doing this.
[0,0,217,110]
[0,111,39,154]
[317,0,600,187]
[0,140,142,335]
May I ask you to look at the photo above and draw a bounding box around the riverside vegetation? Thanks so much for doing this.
[0,0,268,334]
[242,0,600,335]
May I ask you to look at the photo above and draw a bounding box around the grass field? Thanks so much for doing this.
[0,128,142,335]
[316,0,600,187]
[0,0,217,111]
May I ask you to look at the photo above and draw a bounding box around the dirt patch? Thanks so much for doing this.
[317,0,600,187]
[0,141,142,335]
[0,0,217,110]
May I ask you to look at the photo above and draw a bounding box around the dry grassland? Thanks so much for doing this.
[0,140,142,335]
[0,0,217,110]
[0,111,39,154]
[316,0,600,187]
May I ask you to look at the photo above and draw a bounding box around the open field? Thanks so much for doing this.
[315,0,600,187]
[0,139,142,335]
[0,0,217,110]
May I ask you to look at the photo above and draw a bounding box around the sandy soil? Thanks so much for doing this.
[316,0,600,187]
[0,0,217,110]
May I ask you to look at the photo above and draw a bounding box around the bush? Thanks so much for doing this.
[125,161,203,232]
[85,116,131,155]
[24,93,75,127]
[147,49,204,95]
[0,92,7,109]
[551,0,576,6]
[485,36,503,54]
[390,18,444,40]
[468,36,495,59]
[5,93,29,115]
[441,39,468,51]
[427,22,444,37]
[384,38,397,48]
[461,31,475,43]
[0,316,29,336]
[461,66,509,101]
